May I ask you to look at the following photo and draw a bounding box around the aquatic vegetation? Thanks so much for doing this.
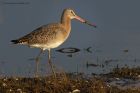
[107,66,140,79]
[0,69,140,93]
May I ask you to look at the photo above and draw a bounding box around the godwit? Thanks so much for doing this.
[11,8,96,77]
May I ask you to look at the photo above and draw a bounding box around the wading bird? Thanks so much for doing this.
[11,8,96,78]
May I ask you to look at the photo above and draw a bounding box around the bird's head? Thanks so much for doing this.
[63,8,97,28]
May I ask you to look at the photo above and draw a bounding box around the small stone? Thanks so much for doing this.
[2,83,7,87]
[72,89,80,93]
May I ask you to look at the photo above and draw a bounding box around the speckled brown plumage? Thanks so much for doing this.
[12,23,68,49]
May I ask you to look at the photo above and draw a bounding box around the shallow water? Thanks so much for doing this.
[0,0,140,77]
[108,78,140,89]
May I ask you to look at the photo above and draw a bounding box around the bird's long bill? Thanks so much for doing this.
[75,15,97,28]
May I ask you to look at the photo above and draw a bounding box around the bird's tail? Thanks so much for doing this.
[11,38,28,44]
[11,40,19,44]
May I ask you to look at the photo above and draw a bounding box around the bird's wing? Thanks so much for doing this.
[16,23,66,44]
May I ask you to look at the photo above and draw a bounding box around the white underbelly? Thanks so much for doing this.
[29,40,64,50]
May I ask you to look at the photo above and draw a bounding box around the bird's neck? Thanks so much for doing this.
[60,15,71,32]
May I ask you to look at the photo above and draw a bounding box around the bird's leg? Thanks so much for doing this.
[35,49,43,78]
[48,49,56,78]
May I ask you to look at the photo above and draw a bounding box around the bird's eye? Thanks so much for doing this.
[71,10,75,16]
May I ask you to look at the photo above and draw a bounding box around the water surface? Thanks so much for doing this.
[0,0,140,76]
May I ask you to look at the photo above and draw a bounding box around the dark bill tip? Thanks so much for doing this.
[84,21,97,28]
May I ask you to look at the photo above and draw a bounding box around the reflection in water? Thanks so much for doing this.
[67,54,73,57]
[56,47,95,57]
[84,47,92,53]
[56,47,81,58]
[86,62,100,68]
[123,49,129,53]
[104,59,119,64]
[56,47,80,53]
